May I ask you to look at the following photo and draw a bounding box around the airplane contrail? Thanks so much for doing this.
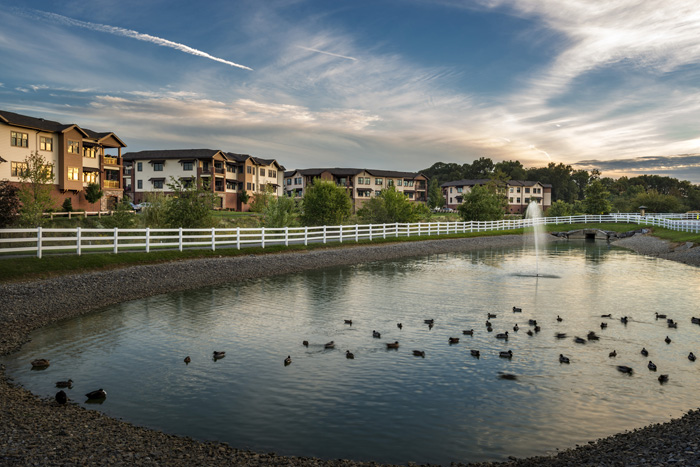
[33,10,253,71]
[297,46,357,61]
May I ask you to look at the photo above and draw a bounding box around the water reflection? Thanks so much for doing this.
[3,242,700,465]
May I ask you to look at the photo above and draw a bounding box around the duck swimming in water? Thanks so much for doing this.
[462,329,474,335]
[346,350,355,359]
[641,347,649,357]
[212,351,226,359]
[31,359,50,368]
[617,365,633,374]
[513,324,519,332]
[665,336,672,344]
[55,379,73,389]
[499,350,513,359]
[386,341,400,349]
[184,356,191,364]
[512,307,522,313]
[559,354,570,364]
[689,352,696,362]
[324,341,335,349]
[284,355,292,366]
[412,350,425,357]
[648,361,657,371]
[658,374,669,383]
[470,350,480,358]
[448,337,460,344]
[372,330,381,338]
[55,390,67,405]
[397,323,403,330]
[85,389,107,400]
[496,332,509,339]
[556,315,563,322]
[609,350,617,358]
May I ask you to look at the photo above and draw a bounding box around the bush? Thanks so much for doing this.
[62,198,73,212]
[300,179,352,226]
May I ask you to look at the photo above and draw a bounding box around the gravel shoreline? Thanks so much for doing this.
[2,233,699,466]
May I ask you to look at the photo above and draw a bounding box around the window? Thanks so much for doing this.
[286,179,291,185]
[252,184,255,191]
[525,197,530,203]
[517,197,521,203]
[40,136,53,151]
[202,161,210,172]
[226,180,237,190]
[450,197,453,203]
[124,166,132,175]
[183,162,193,171]
[247,182,252,190]
[68,167,80,181]
[407,180,414,187]
[457,187,463,193]
[153,162,164,171]
[388,179,394,186]
[295,177,302,185]
[11,162,27,176]
[137,162,143,172]
[67,140,80,154]
[450,187,453,193]
[153,180,164,189]
[270,170,276,178]
[375,178,383,185]
[137,180,143,189]
[407,192,414,199]
[509,187,513,193]
[83,147,96,158]
[397,180,403,186]
[525,187,530,193]
[83,171,98,183]
[357,177,364,184]
[247,166,252,174]
[260,168,266,177]
[516,187,521,193]
[11,131,28,147]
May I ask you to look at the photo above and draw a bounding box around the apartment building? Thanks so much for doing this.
[442,179,552,214]
[0,109,126,211]
[283,168,428,212]
[122,149,284,211]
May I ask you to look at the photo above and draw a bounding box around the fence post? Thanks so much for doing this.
[383,223,386,239]
[211,227,216,251]
[37,227,42,259]
[395,222,399,237]
[261,227,265,249]
[369,224,373,241]
[355,224,359,242]
[339,225,343,243]
[323,225,327,244]
[146,227,151,253]
[179,227,183,251]
[76,227,82,256]
[113,227,118,254]
[407,223,411,238]
[285,226,289,247]
[237,227,241,250]
[304,226,308,246]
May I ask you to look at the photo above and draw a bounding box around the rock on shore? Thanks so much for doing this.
[1,233,699,466]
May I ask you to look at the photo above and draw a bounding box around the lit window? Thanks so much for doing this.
[67,140,80,154]
[68,167,80,181]
[11,131,28,147]
[11,162,28,176]
[83,147,96,158]
[40,136,53,151]
[83,171,98,183]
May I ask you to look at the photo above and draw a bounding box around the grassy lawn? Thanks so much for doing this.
[0,223,696,284]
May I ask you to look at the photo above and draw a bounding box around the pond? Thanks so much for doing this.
[4,241,700,465]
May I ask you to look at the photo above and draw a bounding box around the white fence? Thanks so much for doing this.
[0,213,697,258]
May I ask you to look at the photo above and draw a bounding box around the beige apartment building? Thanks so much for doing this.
[283,168,429,212]
[123,149,284,211]
[442,179,552,214]
[0,109,126,210]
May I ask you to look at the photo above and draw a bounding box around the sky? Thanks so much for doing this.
[1,0,700,183]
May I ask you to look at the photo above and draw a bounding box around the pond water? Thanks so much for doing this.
[5,241,700,465]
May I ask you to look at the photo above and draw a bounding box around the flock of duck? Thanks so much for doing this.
[29,358,107,405]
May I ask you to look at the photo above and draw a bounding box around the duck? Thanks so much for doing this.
[470,350,480,357]
[462,329,474,335]
[412,350,425,357]
[601,314,612,318]
[344,319,353,325]
[620,316,628,324]
[448,337,460,344]
[666,318,675,324]
[559,354,570,364]
[496,331,509,339]
[346,350,355,359]
[534,325,541,333]
[600,322,608,329]
[212,351,226,359]
[648,361,657,371]
[55,390,67,405]
[184,356,191,364]
[574,337,586,344]
[609,350,617,358]
[665,336,672,344]
[617,365,633,374]
[658,374,669,383]
[556,315,563,322]
[324,341,335,349]
[486,326,493,332]
[655,312,667,319]
[513,324,519,332]
[689,352,696,362]
[499,373,517,380]
[485,320,492,327]
[386,341,400,349]
[668,321,678,329]
[372,330,381,338]
[85,389,107,400]
[512,306,522,313]
[641,347,649,357]
[499,350,513,359]
[284,355,292,366]
[691,317,700,325]
[424,319,434,325]
[555,332,567,339]
[397,323,403,330]
[526,330,534,336]
[487,313,497,319]
[30,359,50,368]
[55,379,73,389]
[302,340,309,347]
[528,319,538,326]
[587,331,599,340]
[428,323,434,330]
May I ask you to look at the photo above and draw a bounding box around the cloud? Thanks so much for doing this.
[29,9,253,71]
[296,46,357,61]
[575,154,700,171]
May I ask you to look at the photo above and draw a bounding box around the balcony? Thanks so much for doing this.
[103,156,119,166]
[215,167,225,174]
[104,180,120,188]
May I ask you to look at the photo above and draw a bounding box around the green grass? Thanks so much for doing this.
[0,222,695,284]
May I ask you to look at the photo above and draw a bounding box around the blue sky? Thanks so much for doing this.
[1,0,700,182]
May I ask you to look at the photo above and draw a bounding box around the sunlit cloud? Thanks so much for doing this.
[28,9,253,71]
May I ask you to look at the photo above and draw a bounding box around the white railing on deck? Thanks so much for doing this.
[0,213,697,258]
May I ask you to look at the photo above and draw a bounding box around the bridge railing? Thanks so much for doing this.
[0,213,697,258]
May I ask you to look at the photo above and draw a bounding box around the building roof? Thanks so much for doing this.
[285,167,428,179]
[441,179,494,188]
[123,149,224,161]
[0,110,123,142]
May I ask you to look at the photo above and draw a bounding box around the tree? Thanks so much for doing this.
[238,189,250,208]
[85,183,103,205]
[427,179,444,209]
[494,160,527,180]
[300,179,352,226]
[630,190,684,213]
[248,184,274,213]
[0,180,20,227]
[262,195,298,227]
[17,151,56,226]
[62,198,73,212]
[100,196,136,229]
[165,177,218,228]
[582,180,612,214]
[457,183,507,221]
[140,192,170,228]
[357,186,425,224]
[546,200,574,217]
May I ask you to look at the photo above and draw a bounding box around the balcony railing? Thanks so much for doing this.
[103,156,119,165]
[104,180,120,188]
[215,167,225,174]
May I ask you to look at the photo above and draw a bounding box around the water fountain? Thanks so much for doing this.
[525,201,544,277]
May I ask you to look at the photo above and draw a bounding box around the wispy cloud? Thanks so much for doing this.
[576,154,700,171]
[30,9,253,71]
[296,45,357,61]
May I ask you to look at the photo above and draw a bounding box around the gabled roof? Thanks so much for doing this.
[441,179,494,188]
[123,149,225,161]
[0,109,89,137]
[83,128,126,148]
[285,167,428,179]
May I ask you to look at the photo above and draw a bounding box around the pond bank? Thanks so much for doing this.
[1,233,699,466]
